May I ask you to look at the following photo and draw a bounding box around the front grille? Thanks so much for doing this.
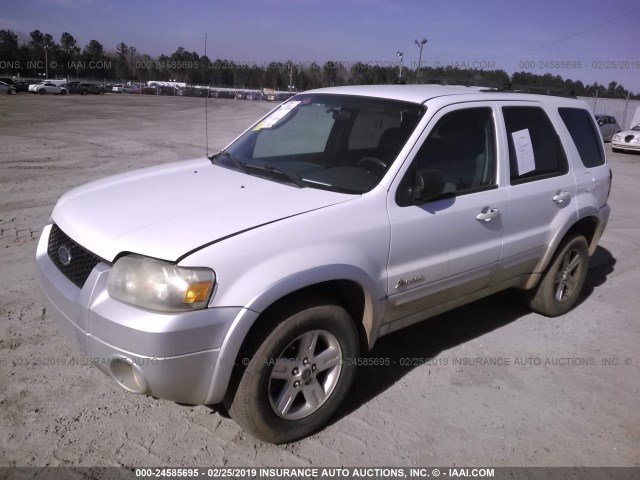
[47,224,102,288]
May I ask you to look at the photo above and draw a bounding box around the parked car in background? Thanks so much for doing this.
[215,90,235,99]
[63,82,103,95]
[244,92,264,100]
[62,82,85,94]
[595,115,621,142]
[112,84,124,93]
[82,83,106,94]
[157,85,177,96]
[0,80,17,95]
[123,84,142,94]
[29,82,68,95]
[612,123,640,153]
[13,81,32,93]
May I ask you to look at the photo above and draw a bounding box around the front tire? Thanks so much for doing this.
[527,234,589,317]
[226,300,359,444]
[38,89,46,95]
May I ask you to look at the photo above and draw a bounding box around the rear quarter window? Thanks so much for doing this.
[558,108,605,168]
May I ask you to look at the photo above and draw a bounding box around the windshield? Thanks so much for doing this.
[214,93,425,194]
[632,124,640,131]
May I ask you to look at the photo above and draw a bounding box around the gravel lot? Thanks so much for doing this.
[0,94,638,468]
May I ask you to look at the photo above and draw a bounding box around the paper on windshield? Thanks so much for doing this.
[253,101,301,130]
[511,128,535,175]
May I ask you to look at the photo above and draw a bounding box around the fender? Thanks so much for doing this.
[203,264,388,404]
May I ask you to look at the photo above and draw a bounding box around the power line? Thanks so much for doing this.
[505,6,639,56]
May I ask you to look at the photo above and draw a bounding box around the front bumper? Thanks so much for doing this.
[612,140,640,151]
[35,224,249,405]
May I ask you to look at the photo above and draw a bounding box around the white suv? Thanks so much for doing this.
[35,85,611,443]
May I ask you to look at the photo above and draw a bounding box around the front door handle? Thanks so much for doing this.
[476,208,500,222]
[553,191,571,204]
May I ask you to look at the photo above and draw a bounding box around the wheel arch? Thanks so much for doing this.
[525,215,601,290]
[205,277,378,405]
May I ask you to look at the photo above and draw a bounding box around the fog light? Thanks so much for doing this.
[109,356,148,394]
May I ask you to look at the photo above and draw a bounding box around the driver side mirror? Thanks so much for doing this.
[411,169,446,203]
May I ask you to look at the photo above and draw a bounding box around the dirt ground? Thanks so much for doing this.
[0,94,638,468]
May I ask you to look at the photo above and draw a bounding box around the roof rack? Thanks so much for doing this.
[481,83,578,98]
[387,77,578,98]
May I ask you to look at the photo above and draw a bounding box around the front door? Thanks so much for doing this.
[385,104,507,324]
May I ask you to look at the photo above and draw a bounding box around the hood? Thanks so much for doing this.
[615,128,640,137]
[52,158,354,262]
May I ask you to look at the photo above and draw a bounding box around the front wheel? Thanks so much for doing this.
[38,89,46,95]
[526,234,589,317]
[226,300,360,444]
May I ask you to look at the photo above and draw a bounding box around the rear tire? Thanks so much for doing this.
[226,299,359,444]
[526,234,589,317]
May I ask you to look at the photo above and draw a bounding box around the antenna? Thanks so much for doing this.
[204,32,209,157]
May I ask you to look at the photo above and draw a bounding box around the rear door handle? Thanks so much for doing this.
[476,208,500,222]
[553,191,571,204]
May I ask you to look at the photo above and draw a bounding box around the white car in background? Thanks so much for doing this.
[29,81,68,95]
[112,84,124,93]
[612,124,640,153]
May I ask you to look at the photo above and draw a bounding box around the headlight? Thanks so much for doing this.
[107,254,215,312]
[613,134,622,141]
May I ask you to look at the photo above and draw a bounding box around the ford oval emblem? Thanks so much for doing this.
[58,245,72,266]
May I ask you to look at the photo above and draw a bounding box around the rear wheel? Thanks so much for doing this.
[226,299,359,444]
[527,234,589,317]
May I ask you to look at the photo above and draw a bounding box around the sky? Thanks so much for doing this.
[2,0,639,92]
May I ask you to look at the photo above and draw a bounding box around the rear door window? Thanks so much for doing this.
[502,106,569,184]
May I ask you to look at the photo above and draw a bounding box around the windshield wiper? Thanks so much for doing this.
[244,163,306,188]
[211,152,305,188]
[210,150,248,174]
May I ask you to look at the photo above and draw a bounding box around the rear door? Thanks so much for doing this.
[493,103,578,283]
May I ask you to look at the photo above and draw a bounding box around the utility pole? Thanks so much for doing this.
[288,60,294,93]
[44,45,49,79]
[397,51,404,77]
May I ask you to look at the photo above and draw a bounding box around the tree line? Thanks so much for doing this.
[0,28,638,99]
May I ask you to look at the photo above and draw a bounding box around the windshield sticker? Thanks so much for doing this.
[253,101,301,130]
[511,128,535,175]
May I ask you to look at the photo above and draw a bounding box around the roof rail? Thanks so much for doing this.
[482,83,578,98]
